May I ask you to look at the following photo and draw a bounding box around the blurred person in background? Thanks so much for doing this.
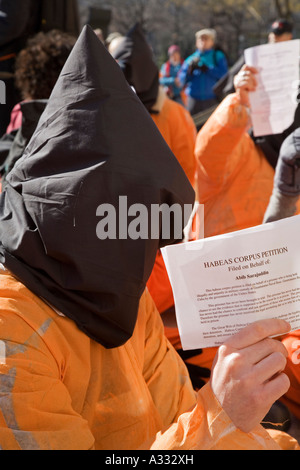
[160,44,184,105]
[0,0,41,136]
[268,18,294,44]
[214,18,295,105]
[0,30,76,190]
[0,0,80,138]
[178,29,228,115]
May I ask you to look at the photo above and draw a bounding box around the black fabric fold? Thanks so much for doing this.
[0,25,195,348]
[110,23,159,113]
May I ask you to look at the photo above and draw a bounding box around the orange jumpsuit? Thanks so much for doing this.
[281,332,300,421]
[147,91,197,315]
[195,93,277,238]
[0,268,297,450]
[195,92,300,420]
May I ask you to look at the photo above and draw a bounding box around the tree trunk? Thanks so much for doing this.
[273,0,293,18]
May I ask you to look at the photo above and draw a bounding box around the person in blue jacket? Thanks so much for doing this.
[179,28,228,115]
[160,45,184,104]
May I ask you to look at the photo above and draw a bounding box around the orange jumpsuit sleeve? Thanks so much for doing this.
[281,330,300,421]
[141,290,285,450]
[168,103,197,187]
[195,93,250,201]
[151,98,197,187]
[0,298,95,450]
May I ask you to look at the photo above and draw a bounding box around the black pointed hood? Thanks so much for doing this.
[0,25,194,348]
[110,23,159,112]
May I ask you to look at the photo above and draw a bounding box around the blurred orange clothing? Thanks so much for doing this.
[195,93,300,418]
[195,93,278,238]
[147,90,197,315]
[151,89,197,187]
[0,269,296,450]
[147,91,213,385]
[281,330,300,421]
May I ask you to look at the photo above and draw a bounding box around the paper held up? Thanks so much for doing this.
[244,39,300,137]
[162,215,300,351]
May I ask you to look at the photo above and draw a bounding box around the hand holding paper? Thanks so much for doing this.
[234,65,258,107]
[211,318,291,432]
[162,215,300,350]
[244,40,300,137]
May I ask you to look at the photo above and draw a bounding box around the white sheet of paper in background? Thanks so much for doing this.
[244,40,300,137]
[162,215,300,350]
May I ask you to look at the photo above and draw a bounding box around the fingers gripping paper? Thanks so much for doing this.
[162,216,300,350]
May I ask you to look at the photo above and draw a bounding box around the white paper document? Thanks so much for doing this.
[162,215,300,350]
[244,40,300,137]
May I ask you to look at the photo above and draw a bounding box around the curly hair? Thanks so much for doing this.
[15,30,76,100]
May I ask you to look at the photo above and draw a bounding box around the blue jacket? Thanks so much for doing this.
[160,61,183,98]
[179,48,228,101]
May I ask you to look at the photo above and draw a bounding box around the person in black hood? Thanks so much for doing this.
[109,24,204,388]
[108,23,197,186]
[0,25,195,349]
[108,23,159,114]
[0,25,294,451]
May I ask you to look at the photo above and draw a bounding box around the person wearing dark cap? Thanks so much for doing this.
[160,45,184,104]
[213,19,295,106]
[268,19,294,44]
[0,25,297,451]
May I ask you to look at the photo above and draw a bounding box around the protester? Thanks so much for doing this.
[195,65,300,239]
[268,18,294,44]
[0,25,298,451]
[160,45,184,104]
[189,65,300,391]
[178,28,228,115]
[109,24,197,351]
[0,0,41,136]
[214,18,295,106]
[0,30,76,190]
